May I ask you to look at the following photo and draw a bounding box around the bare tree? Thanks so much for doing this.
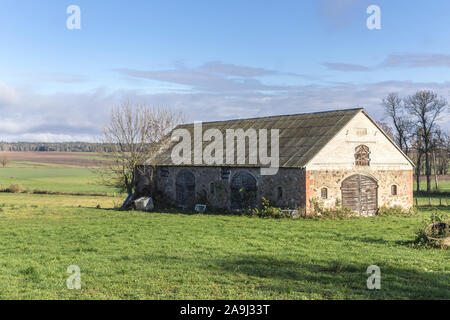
[0,155,9,168]
[433,129,449,175]
[411,128,425,192]
[377,121,395,140]
[404,90,448,192]
[382,92,413,154]
[99,102,184,195]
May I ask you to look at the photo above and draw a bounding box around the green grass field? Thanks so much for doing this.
[414,180,450,193]
[0,159,448,300]
[0,167,118,194]
[0,192,448,300]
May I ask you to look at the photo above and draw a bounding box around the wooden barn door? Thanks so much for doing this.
[341,174,377,215]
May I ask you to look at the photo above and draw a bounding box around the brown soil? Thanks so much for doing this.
[0,151,108,167]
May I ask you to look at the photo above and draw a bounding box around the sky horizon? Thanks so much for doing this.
[0,0,449,142]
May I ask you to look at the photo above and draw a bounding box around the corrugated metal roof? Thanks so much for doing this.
[152,108,363,168]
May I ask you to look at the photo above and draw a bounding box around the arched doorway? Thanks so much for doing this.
[230,171,257,210]
[341,174,377,215]
[175,171,196,208]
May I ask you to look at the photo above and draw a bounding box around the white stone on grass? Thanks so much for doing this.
[134,197,154,212]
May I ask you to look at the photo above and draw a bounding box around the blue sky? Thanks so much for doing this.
[0,0,449,141]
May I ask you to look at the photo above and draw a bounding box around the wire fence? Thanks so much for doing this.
[415,197,449,207]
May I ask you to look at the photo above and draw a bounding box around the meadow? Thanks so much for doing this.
[0,152,448,299]
[0,167,116,194]
[0,192,448,299]
[0,152,118,194]
[414,180,450,193]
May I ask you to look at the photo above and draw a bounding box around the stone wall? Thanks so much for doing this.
[137,166,306,210]
[306,168,413,211]
[136,165,413,213]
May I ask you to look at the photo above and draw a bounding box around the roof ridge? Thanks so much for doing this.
[180,107,364,127]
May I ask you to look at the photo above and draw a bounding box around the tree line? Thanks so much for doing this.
[0,142,116,153]
[381,90,449,193]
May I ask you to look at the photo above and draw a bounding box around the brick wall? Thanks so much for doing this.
[306,169,413,211]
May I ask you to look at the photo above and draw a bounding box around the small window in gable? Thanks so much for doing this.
[355,128,368,136]
[321,187,328,199]
[355,145,370,166]
[391,185,397,196]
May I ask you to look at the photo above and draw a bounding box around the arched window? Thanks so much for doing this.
[230,171,257,210]
[277,186,283,201]
[391,185,397,196]
[321,187,328,199]
[355,145,370,166]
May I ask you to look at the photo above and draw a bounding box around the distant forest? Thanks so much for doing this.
[0,142,113,152]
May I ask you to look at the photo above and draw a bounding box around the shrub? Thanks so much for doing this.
[413,210,449,249]
[8,184,23,193]
[246,198,292,219]
[309,198,353,219]
[377,205,417,216]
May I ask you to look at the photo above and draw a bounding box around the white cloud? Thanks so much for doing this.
[380,53,450,68]
[0,65,448,142]
[0,82,20,105]
[322,62,370,72]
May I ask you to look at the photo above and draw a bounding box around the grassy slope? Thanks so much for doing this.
[0,167,118,194]
[0,193,448,300]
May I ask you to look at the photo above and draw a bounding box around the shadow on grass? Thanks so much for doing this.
[123,252,449,299]
[93,205,243,217]
[414,191,450,197]
[215,255,450,299]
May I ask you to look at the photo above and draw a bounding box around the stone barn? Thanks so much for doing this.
[136,108,414,215]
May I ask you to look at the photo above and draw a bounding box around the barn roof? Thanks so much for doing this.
[152,108,365,168]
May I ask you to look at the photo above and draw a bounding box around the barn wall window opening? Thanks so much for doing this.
[160,167,169,178]
[175,171,196,208]
[230,171,257,210]
[210,182,215,195]
[277,186,283,200]
[321,187,328,199]
[391,185,397,196]
[355,145,370,166]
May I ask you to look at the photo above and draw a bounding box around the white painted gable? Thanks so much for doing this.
[306,111,413,171]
